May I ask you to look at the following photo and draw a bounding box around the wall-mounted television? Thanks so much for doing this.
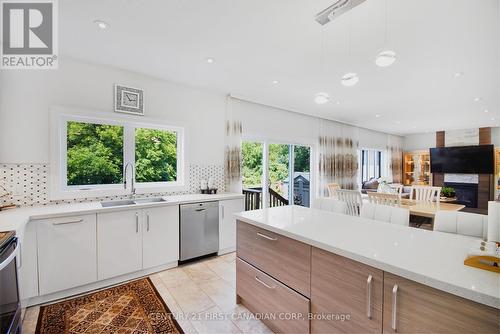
[430,145,494,174]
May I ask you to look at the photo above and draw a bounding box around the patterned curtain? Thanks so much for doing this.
[318,121,359,196]
[387,135,403,184]
[224,97,243,193]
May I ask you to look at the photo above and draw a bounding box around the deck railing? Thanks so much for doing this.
[242,187,289,211]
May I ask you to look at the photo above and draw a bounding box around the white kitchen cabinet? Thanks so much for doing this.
[97,209,142,280]
[219,198,244,254]
[142,205,179,269]
[18,222,39,301]
[37,214,97,295]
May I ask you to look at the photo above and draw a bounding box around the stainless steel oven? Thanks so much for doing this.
[0,231,20,334]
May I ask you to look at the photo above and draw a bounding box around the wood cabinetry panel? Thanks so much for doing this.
[383,272,499,334]
[311,248,383,334]
[237,221,311,297]
[236,258,310,334]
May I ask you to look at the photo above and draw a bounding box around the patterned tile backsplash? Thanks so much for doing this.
[0,163,225,207]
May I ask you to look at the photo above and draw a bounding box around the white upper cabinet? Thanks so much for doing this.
[37,214,97,295]
[142,205,179,269]
[219,198,244,254]
[97,209,142,280]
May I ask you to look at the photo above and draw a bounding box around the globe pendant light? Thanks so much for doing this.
[314,28,331,104]
[376,0,396,68]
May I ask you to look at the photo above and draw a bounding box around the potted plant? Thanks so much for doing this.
[441,186,456,199]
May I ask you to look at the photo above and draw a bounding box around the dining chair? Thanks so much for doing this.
[327,183,341,197]
[410,185,442,203]
[314,198,347,214]
[336,189,363,216]
[433,211,488,239]
[360,203,410,226]
[389,183,404,198]
[367,192,401,206]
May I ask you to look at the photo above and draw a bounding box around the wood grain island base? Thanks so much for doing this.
[235,216,500,334]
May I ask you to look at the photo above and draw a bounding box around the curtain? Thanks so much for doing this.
[224,96,243,193]
[386,134,403,184]
[317,120,359,196]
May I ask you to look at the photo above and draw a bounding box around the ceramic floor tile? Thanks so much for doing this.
[189,306,242,334]
[198,278,238,312]
[182,261,219,284]
[167,279,216,314]
[219,252,236,263]
[229,305,275,334]
[157,266,192,288]
[205,258,236,283]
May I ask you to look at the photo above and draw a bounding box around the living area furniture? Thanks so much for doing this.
[326,183,340,197]
[360,202,410,226]
[336,189,363,216]
[403,150,431,186]
[433,211,488,239]
[367,192,401,206]
[410,185,442,203]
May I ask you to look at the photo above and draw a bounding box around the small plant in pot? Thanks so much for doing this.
[441,186,456,199]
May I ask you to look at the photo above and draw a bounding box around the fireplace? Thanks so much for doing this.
[444,182,478,208]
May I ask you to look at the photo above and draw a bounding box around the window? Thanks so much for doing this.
[359,149,382,183]
[53,111,184,199]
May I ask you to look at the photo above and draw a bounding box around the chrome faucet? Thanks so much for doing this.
[123,162,136,197]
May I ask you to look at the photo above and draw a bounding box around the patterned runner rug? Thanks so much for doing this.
[35,278,183,334]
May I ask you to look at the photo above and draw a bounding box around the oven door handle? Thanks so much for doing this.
[0,243,19,271]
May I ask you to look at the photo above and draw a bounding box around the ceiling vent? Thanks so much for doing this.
[315,0,367,25]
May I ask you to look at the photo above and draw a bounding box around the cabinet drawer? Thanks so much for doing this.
[236,258,310,334]
[37,214,97,295]
[237,221,311,297]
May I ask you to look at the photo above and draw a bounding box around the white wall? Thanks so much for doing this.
[492,127,500,146]
[403,132,436,151]
[0,58,226,165]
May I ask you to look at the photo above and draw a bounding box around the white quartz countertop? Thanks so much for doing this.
[0,193,244,234]
[235,205,500,309]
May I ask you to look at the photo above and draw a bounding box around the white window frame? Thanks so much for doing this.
[50,107,186,200]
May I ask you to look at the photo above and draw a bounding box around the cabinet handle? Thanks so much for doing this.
[52,218,84,226]
[146,213,150,232]
[135,213,139,233]
[392,284,398,331]
[195,208,206,212]
[221,205,225,219]
[256,232,277,241]
[255,276,275,289]
[366,274,372,319]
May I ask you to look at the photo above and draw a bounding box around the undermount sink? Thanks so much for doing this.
[100,197,166,208]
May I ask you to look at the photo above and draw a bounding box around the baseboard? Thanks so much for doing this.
[23,261,178,307]
[218,247,236,256]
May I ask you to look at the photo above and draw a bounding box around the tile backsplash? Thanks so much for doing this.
[0,163,225,207]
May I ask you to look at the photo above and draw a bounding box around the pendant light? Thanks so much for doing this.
[375,0,396,67]
[342,13,359,87]
[315,28,330,104]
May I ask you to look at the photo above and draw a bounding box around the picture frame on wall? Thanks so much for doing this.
[114,84,145,116]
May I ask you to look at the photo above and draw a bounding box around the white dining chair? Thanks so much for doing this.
[336,189,363,216]
[410,185,441,203]
[433,211,488,239]
[360,203,410,226]
[314,198,347,214]
[367,192,401,206]
[389,183,404,198]
[326,183,340,197]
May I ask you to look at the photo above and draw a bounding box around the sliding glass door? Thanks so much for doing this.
[242,140,311,210]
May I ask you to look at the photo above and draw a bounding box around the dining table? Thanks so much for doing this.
[398,198,465,218]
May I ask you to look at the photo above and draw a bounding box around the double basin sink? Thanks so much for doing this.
[100,197,166,208]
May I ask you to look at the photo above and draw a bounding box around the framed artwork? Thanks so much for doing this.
[114,84,145,115]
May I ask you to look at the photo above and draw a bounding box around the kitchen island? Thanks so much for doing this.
[235,205,500,334]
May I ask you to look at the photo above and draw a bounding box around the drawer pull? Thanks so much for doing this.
[366,274,372,319]
[136,213,139,233]
[52,218,84,226]
[392,284,398,331]
[146,213,150,232]
[255,276,275,290]
[256,232,277,241]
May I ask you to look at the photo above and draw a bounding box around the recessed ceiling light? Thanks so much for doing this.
[484,109,489,113]
[375,114,381,118]
[336,101,341,105]
[375,50,396,67]
[453,71,464,78]
[272,80,279,84]
[474,97,482,102]
[314,92,330,104]
[93,20,109,29]
[341,72,359,87]
[491,117,496,121]
[206,57,215,64]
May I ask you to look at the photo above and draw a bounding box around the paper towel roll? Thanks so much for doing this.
[487,201,500,242]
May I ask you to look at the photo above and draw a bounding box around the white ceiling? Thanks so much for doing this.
[60,0,500,135]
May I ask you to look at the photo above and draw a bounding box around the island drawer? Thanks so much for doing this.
[237,221,311,297]
[236,258,310,334]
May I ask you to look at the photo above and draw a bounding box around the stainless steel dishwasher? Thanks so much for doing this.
[180,201,219,262]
